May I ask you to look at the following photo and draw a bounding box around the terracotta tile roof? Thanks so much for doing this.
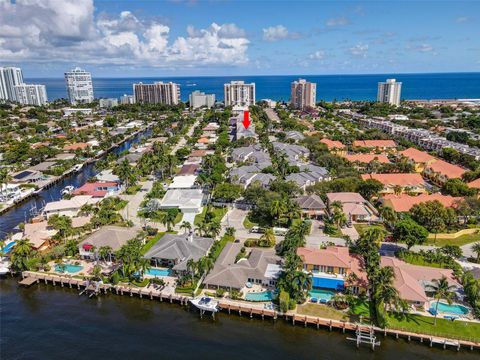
[382,193,463,212]
[467,178,480,189]
[63,142,89,151]
[399,147,436,163]
[381,257,459,303]
[361,173,425,187]
[197,137,210,144]
[426,160,467,179]
[326,192,366,204]
[320,138,345,150]
[189,150,207,157]
[343,154,390,164]
[178,164,199,176]
[73,181,118,197]
[353,140,396,148]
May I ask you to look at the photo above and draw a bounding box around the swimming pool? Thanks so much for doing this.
[54,264,83,273]
[432,301,469,315]
[309,289,335,302]
[145,268,172,277]
[245,291,276,302]
[3,241,16,253]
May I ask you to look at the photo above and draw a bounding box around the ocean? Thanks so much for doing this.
[27,73,480,103]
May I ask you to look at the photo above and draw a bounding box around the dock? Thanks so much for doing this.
[18,271,480,352]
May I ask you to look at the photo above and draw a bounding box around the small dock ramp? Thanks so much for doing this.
[19,277,37,287]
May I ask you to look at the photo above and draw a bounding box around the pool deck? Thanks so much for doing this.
[18,270,480,352]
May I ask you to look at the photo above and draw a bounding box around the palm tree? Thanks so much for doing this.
[393,185,402,196]
[115,159,136,189]
[471,242,480,263]
[292,271,312,301]
[186,259,197,284]
[0,168,12,196]
[10,238,34,271]
[207,220,221,239]
[48,214,73,244]
[91,265,103,281]
[65,239,79,257]
[427,276,456,325]
[374,266,402,312]
[379,205,397,230]
[180,221,192,234]
[258,228,276,247]
[99,245,113,263]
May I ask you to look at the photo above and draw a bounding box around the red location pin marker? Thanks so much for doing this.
[243,111,250,129]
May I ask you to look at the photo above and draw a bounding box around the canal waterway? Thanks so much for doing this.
[0,278,477,360]
[0,128,152,239]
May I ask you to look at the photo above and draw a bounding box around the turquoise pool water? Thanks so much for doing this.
[434,302,469,315]
[145,268,172,277]
[245,291,276,302]
[55,264,83,273]
[309,289,335,302]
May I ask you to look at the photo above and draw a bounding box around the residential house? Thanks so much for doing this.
[380,193,462,213]
[43,195,100,219]
[73,181,120,198]
[320,138,346,155]
[79,226,140,259]
[424,160,467,185]
[361,173,426,194]
[297,246,367,294]
[285,130,305,142]
[381,257,460,309]
[285,164,329,190]
[230,165,276,188]
[353,140,397,152]
[326,192,378,222]
[272,142,310,164]
[203,243,282,290]
[143,232,214,275]
[160,188,205,214]
[342,154,390,164]
[399,147,437,172]
[467,178,480,190]
[295,194,326,219]
[10,169,43,184]
[63,142,89,152]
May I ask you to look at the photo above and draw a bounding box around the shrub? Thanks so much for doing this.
[244,239,258,247]
[215,288,226,298]
[279,290,290,313]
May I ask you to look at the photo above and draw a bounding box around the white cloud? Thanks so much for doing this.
[0,0,249,67]
[349,43,368,57]
[309,50,326,60]
[262,25,301,42]
[456,16,470,23]
[409,43,435,53]
[326,17,350,27]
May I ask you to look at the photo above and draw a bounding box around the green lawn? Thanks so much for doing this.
[297,303,349,321]
[242,215,257,229]
[426,233,480,247]
[354,223,388,235]
[194,206,227,225]
[386,312,480,342]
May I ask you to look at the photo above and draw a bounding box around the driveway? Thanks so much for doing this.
[119,180,153,227]
[341,225,359,241]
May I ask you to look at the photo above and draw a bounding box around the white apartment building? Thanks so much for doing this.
[189,90,215,109]
[120,94,135,105]
[14,84,48,106]
[224,81,255,107]
[290,79,316,109]
[0,67,24,101]
[133,82,180,105]
[65,67,94,104]
[99,98,118,108]
[377,78,402,106]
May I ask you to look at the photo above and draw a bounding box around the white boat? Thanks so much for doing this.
[190,297,219,312]
[73,163,83,172]
[61,185,75,196]
[0,259,11,275]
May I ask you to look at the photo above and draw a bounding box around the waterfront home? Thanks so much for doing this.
[96,169,120,183]
[73,181,120,198]
[295,194,327,219]
[116,153,143,165]
[143,232,214,275]
[352,140,397,152]
[399,147,437,173]
[203,242,282,291]
[320,138,346,155]
[10,169,43,184]
[326,192,378,222]
[29,161,58,174]
[43,195,100,219]
[381,257,461,310]
[423,160,467,185]
[79,226,141,259]
[380,193,462,213]
[361,173,426,194]
[297,246,367,294]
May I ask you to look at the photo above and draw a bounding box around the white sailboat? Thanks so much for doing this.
[190,297,219,313]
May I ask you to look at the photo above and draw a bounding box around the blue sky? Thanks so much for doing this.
[0,0,478,77]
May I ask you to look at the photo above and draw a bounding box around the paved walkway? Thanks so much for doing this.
[341,225,359,241]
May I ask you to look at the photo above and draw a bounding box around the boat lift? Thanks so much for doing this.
[347,326,381,350]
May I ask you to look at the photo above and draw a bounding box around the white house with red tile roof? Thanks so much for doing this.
[353,140,396,150]
[399,147,437,172]
[342,154,390,164]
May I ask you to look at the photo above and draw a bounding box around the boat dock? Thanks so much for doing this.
[18,271,480,352]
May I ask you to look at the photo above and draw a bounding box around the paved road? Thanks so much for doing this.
[119,180,153,227]
[170,117,200,155]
